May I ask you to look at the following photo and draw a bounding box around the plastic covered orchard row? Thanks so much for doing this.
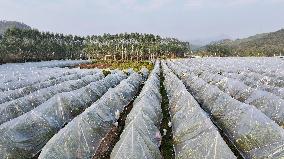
[0,72,82,104]
[0,67,72,91]
[0,69,100,104]
[174,61,284,128]
[0,66,67,84]
[33,59,90,68]
[0,71,127,159]
[0,60,89,74]
[0,70,103,125]
[0,59,90,91]
[178,60,284,99]
[167,61,284,158]
[221,71,284,91]
[39,72,144,159]
[178,59,284,90]
[199,71,284,127]
[179,57,284,79]
[216,71,284,99]
[162,62,236,159]
[111,62,162,159]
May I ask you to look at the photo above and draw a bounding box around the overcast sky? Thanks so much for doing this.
[0,0,284,41]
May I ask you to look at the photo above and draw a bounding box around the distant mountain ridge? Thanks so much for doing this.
[190,34,232,46]
[205,28,284,56]
[0,20,31,35]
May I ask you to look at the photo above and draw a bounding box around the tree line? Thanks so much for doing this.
[0,28,190,63]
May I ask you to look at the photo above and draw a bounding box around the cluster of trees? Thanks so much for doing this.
[204,29,284,57]
[204,39,233,57]
[0,28,190,63]
[83,33,190,61]
[0,28,85,63]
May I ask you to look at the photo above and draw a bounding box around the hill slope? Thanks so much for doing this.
[206,29,284,56]
[0,20,31,35]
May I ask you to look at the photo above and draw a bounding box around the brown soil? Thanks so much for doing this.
[79,63,112,69]
[92,101,134,159]
[92,82,144,159]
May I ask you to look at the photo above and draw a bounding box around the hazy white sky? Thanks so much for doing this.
[0,0,284,41]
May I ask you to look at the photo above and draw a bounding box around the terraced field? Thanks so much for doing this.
[0,58,283,159]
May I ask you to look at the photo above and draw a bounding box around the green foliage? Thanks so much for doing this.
[159,67,175,159]
[83,33,190,61]
[205,29,284,57]
[102,70,111,76]
[0,28,85,63]
[206,42,233,57]
[0,29,190,63]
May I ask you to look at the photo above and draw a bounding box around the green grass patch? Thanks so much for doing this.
[92,60,154,72]
[159,65,175,159]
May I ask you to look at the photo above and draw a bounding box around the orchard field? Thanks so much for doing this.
[0,57,283,159]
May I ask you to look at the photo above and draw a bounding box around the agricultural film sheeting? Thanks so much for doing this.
[111,62,162,159]
[193,67,284,128]
[167,61,284,158]
[175,58,284,93]
[0,67,67,84]
[162,62,236,159]
[0,69,98,104]
[0,72,127,159]
[38,72,143,159]
[179,59,284,99]
[0,67,92,92]
[0,70,103,125]
[0,68,71,91]
[176,61,284,127]
[220,71,284,98]
[214,76,284,127]
[180,57,284,78]
[0,60,90,91]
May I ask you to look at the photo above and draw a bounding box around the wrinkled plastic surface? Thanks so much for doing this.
[38,72,143,159]
[111,61,162,159]
[0,67,70,91]
[0,69,99,104]
[176,58,284,97]
[167,61,284,158]
[0,60,90,92]
[221,71,284,99]
[177,57,284,79]
[0,72,127,159]
[173,61,284,127]
[217,78,284,127]
[162,62,236,159]
[0,70,103,125]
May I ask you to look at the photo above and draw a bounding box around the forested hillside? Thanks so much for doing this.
[204,29,284,56]
[0,28,85,63]
[0,24,190,63]
[0,21,31,35]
